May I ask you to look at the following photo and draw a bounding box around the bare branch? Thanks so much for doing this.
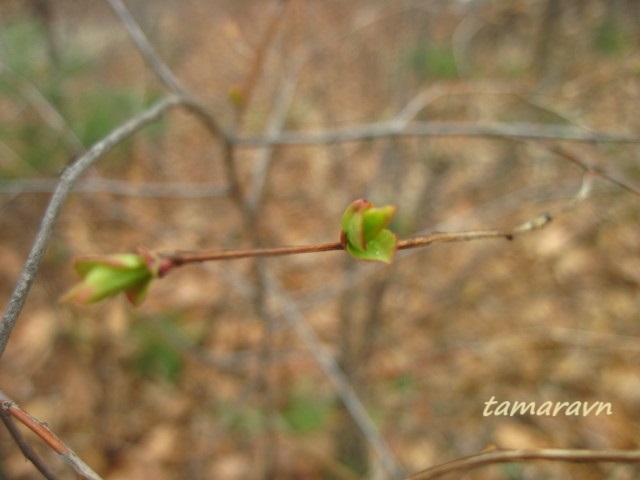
[545,144,640,197]
[0,406,58,480]
[0,177,228,198]
[105,0,185,95]
[0,390,103,480]
[106,0,231,145]
[233,121,640,147]
[247,56,302,212]
[162,212,553,267]
[0,95,180,358]
[396,213,552,250]
[0,62,85,153]
[264,270,407,480]
[406,447,640,480]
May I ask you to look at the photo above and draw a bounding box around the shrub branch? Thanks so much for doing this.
[0,390,102,480]
[407,446,640,480]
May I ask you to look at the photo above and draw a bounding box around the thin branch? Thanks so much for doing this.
[167,242,342,264]
[544,143,640,197]
[233,121,640,147]
[406,447,640,480]
[0,95,180,358]
[0,177,228,198]
[105,0,185,95]
[106,0,230,144]
[247,56,302,212]
[264,270,407,480]
[397,213,552,249]
[0,390,102,480]
[0,406,58,480]
[235,0,290,121]
[0,62,85,153]
[162,213,552,266]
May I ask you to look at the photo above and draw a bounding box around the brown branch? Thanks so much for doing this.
[406,447,640,480]
[397,213,552,249]
[167,242,343,265]
[0,391,102,480]
[164,213,552,266]
[0,406,58,480]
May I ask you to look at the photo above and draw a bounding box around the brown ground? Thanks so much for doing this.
[1,1,640,479]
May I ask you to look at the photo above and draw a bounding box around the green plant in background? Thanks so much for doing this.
[216,400,268,437]
[405,42,458,81]
[0,20,47,76]
[72,88,163,147]
[282,382,332,435]
[0,17,165,177]
[129,315,184,383]
[594,22,631,55]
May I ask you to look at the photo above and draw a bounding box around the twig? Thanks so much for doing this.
[0,390,103,480]
[167,242,343,264]
[544,143,640,198]
[105,0,185,95]
[264,270,407,480]
[0,177,228,198]
[406,447,640,480]
[234,0,290,121]
[0,405,58,480]
[233,121,640,147]
[397,213,552,249]
[0,62,85,153]
[163,214,552,266]
[247,56,302,212]
[106,0,229,144]
[0,95,180,358]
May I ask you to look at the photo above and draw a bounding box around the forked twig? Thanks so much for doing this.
[0,391,102,480]
[0,407,57,480]
[544,143,640,198]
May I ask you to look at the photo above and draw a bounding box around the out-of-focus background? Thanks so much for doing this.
[1,1,639,478]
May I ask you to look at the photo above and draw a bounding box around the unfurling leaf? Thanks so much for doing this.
[61,247,172,306]
[340,199,398,264]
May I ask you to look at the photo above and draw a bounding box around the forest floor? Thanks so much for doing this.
[1,1,640,479]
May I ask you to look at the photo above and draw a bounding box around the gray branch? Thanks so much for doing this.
[0,95,180,358]
[233,121,640,147]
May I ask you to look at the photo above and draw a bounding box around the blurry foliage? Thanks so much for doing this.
[216,400,268,437]
[129,316,183,384]
[594,22,633,55]
[0,20,47,75]
[404,42,458,81]
[0,16,165,177]
[282,382,332,435]
[71,87,161,148]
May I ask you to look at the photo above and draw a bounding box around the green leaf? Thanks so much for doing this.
[62,248,170,306]
[345,229,397,264]
[362,205,396,241]
[341,199,398,264]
